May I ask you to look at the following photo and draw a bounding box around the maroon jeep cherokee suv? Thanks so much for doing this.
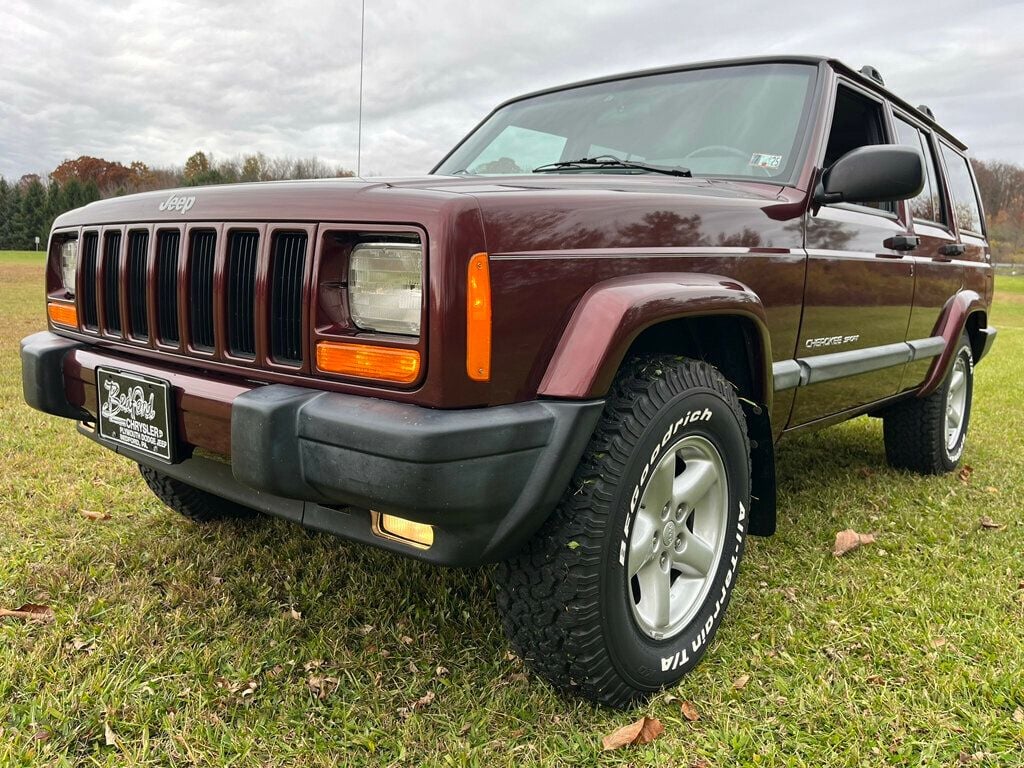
[22,56,997,706]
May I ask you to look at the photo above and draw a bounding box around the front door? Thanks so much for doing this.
[788,83,915,427]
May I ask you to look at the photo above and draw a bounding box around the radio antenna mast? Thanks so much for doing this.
[356,0,366,177]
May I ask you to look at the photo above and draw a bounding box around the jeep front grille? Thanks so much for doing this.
[127,231,149,340]
[74,223,310,370]
[188,230,216,351]
[102,231,122,335]
[269,232,307,364]
[156,230,180,344]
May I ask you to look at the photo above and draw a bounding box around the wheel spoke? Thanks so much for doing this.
[636,559,671,629]
[628,509,658,577]
[640,452,675,515]
[947,404,961,428]
[672,458,717,509]
[672,531,715,578]
[949,368,965,395]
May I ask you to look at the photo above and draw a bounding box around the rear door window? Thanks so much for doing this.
[938,143,984,235]
[893,116,944,224]
[823,85,893,212]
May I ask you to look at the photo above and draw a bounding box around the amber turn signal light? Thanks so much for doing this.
[466,252,491,381]
[47,302,78,327]
[315,341,420,383]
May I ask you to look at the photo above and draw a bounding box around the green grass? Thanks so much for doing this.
[2,252,1022,766]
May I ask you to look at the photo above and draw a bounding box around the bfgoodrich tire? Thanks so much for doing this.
[496,355,751,708]
[883,333,974,475]
[139,464,255,522]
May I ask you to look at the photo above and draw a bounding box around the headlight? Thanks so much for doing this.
[348,242,422,335]
[60,239,78,295]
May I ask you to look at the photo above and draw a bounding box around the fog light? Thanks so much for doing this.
[372,511,434,548]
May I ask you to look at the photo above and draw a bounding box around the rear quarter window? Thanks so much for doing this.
[939,143,984,235]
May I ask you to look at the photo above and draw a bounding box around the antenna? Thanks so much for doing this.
[356,0,366,177]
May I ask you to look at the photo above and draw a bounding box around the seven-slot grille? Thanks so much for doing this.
[76,226,309,368]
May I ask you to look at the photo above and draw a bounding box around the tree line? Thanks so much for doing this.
[0,152,354,250]
[1,152,1023,262]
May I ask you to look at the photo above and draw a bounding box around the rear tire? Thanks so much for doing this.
[495,355,751,708]
[139,464,255,522]
[883,333,974,474]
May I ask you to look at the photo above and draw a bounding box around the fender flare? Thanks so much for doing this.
[918,290,989,397]
[538,272,774,407]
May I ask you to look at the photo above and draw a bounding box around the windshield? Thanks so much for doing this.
[435,63,817,182]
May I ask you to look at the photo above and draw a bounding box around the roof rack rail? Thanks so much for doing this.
[859,65,885,86]
[917,104,936,120]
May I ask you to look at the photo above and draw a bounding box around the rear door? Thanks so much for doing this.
[788,82,916,426]
[891,112,964,392]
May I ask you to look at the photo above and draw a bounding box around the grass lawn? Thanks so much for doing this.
[2,254,1022,766]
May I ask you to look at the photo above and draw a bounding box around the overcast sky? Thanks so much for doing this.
[1,0,1022,181]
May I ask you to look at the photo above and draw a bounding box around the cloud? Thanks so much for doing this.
[1,0,1021,181]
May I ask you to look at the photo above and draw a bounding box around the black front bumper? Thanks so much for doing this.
[21,332,603,566]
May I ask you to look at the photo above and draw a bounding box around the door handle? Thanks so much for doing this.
[938,243,966,258]
[884,234,920,252]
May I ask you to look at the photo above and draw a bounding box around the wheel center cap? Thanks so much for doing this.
[663,521,677,543]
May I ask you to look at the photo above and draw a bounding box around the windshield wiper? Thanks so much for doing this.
[533,155,691,178]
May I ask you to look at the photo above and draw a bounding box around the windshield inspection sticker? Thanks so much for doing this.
[749,152,783,170]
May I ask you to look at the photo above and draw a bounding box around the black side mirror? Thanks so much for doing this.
[814,145,924,206]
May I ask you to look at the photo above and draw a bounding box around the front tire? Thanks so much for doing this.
[139,465,255,522]
[496,356,751,707]
[883,333,974,474]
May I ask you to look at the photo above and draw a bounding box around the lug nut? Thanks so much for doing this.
[662,503,670,520]
[659,552,668,569]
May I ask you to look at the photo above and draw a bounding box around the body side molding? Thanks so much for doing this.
[772,335,945,391]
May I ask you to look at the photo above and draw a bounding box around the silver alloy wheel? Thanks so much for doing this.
[627,435,729,640]
[945,355,969,451]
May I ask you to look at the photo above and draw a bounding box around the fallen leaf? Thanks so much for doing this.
[681,701,700,721]
[306,675,339,700]
[357,624,374,635]
[601,716,664,750]
[833,529,876,556]
[435,665,449,677]
[398,690,436,720]
[400,635,414,645]
[458,722,471,736]
[979,516,1006,531]
[288,607,302,620]
[79,509,111,521]
[1012,707,1024,724]
[866,674,884,685]
[780,586,798,602]
[208,575,224,585]
[0,603,55,622]
[931,637,947,649]
[958,465,973,483]
[985,486,999,494]
[733,674,751,690]
[104,722,117,747]
[33,730,50,742]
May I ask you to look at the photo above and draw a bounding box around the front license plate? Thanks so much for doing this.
[96,367,175,463]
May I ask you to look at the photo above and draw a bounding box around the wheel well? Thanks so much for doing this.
[622,315,777,537]
[965,311,987,362]
[623,315,765,405]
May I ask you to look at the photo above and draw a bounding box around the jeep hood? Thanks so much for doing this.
[52,174,802,253]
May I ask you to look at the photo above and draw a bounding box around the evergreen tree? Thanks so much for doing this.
[0,177,11,249]
[19,177,48,249]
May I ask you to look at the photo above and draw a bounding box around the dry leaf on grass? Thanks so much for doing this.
[79,509,111,521]
[833,529,876,556]
[287,607,302,620]
[601,716,664,750]
[0,603,54,622]
[397,690,436,720]
[306,675,339,700]
[33,730,50,742]
[680,701,700,721]
[732,674,751,690]
[979,516,1006,531]
[930,637,947,649]
[104,722,117,747]
[958,465,974,483]
[1012,707,1024,724]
